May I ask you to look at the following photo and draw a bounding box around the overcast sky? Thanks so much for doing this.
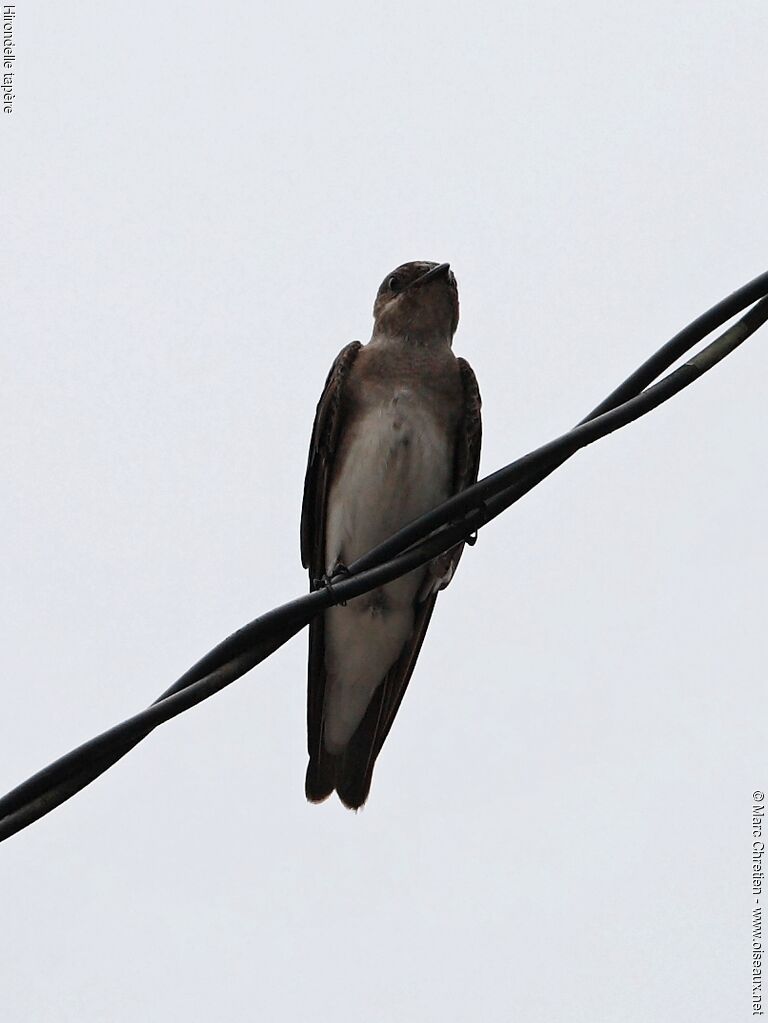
[3,3,767,1021]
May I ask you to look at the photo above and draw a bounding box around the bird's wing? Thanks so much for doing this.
[334,356,483,809]
[300,340,362,574]
[439,356,484,583]
[302,341,362,801]
[453,357,483,507]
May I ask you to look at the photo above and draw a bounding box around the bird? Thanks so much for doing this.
[300,261,482,809]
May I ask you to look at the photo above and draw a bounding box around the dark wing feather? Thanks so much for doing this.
[301,342,362,802]
[335,357,483,809]
[300,341,362,573]
[443,357,483,580]
[454,358,483,495]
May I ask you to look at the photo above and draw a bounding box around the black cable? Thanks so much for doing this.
[1,272,767,844]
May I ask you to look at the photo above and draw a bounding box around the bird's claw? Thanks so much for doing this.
[466,500,490,546]
[312,562,352,606]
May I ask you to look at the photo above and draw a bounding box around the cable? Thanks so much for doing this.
[1,272,767,844]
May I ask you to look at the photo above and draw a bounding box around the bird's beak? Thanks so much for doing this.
[404,262,451,290]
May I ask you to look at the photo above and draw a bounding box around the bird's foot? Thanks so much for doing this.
[466,500,490,546]
[312,562,352,606]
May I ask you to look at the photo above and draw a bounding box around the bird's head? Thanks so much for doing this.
[372,261,459,343]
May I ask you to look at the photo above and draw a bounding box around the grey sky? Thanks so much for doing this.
[2,3,767,1020]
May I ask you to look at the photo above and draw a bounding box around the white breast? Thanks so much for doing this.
[321,383,454,752]
[325,386,453,570]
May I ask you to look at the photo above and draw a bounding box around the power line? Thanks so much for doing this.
[2,272,767,844]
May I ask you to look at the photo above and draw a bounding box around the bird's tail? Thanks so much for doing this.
[304,746,374,810]
[305,748,337,804]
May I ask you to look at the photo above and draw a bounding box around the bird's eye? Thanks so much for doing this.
[388,275,402,292]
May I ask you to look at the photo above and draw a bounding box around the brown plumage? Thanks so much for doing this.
[301,262,482,809]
